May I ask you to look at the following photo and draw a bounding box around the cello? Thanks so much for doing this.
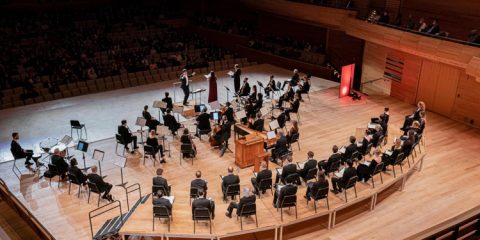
[209,123,222,147]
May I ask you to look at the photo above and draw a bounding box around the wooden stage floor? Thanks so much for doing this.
[0,64,479,240]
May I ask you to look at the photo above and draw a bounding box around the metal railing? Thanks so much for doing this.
[88,200,123,240]
[125,183,142,211]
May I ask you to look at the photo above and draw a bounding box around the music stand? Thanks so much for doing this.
[269,120,280,131]
[257,81,264,94]
[153,100,167,123]
[76,140,89,171]
[114,157,128,188]
[135,117,147,145]
[209,100,221,111]
[260,106,270,118]
[224,86,231,103]
[173,105,184,122]
[59,135,74,158]
[92,149,106,177]
[236,110,246,120]
[156,125,171,157]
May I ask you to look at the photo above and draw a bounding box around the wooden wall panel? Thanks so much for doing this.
[451,74,480,128]
[391,55,422,105]
[416,60,438,108]
[433,65,460,116]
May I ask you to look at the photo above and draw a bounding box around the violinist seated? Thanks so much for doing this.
[212,115,232,148]
[277,83,294,109]
[195,108,212,138]
[286,120,299,143]
[285,93,300,121]
[249,85,258,103]
[264,75,276,99]
[223,102,235,123]
[163,110,183,135]
[238,77,251,97]
[181,129,196,158]
[297,74,311,101]
[249,112,264,132]
[253,93,263,113]
[143,105,160,131]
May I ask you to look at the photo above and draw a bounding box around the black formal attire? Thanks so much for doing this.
[87,173,112,198]
[278,88,294,108]
[180,74,190,105]
[239,82,250,97]
[331,167,357,192]
[249,91,257,103]
[163,114,181,134]
[343,143,358,161]
[285,99,300,121]
[265,79,276,97]
[281,73,300,90]
[276,112,286,129]
[224,107,235,123]
[357,159,379,182]
[118,125,138,149]
[153,176,171,195]
[222,174,240,196]
[192,197,215,219]
[162,96,173,111]
[318,152,342,173]
[232,69,242,93]
[143,110,160,131]
[191,178,208,193]
[427,24,440,35]
[147,136,164,157]
[271,135,288,161]
[371,131,383,148]
[180,134,196,157]
[276,163,297,184]
[359,137,370,155]
[298,159,317,179]
[68,165,87,184]
[251,169,272,193]
[403,139,414,157]
[273,183,297,207]
[226,195,256,217]
[153,197,172,213]
[196,112,212,135]
[382,146,402,168]
[10,140,37,165]
[252,119,264,132]
[402,108,422,130]
[305,180,329,201]
[51,154,69,177]
[253,98,263,113]
[299,81,310,94]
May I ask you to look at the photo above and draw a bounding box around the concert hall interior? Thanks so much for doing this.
[0,0,480,240]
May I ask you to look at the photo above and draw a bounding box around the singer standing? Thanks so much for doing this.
[180,69,194,106]
[208,71,218,103]
[232,64,241,93]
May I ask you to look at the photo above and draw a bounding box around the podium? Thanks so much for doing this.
[235,135,264,168]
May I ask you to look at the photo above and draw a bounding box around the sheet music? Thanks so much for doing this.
[209,101,221,110]
[153,100,166,108]
[236,110,246,119]
[339,146,346,154]
[173,105,183,114]
[60,135,73,145]
[362,160,371,166]
[368,123,378,129]
[334,168,345,178]
[269,120,280,130]
[227,71,234,76]
[136,117,147,127]
[260,107,270,117]
[356,142,363,148]
[162,196,175,204]
[204,74,210,79]
[93,149,105,161]
[267,131,276,140]
[384,150,393,156]
[157,126,169,138]
[276,168,282,175]
[277,184,285,192]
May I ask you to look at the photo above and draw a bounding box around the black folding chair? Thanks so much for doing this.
[370,162,384,188]
[46,164,61,187]
[70,120,87,140]
[152,185,170,196]
[197,128,211,141]
[87,182,106,207]
[223,183,240,202]
[301,168,318,184]
[279,194,297,221]
[193,207,212,234]
[115,134,128,156]
[311,187,329,213]
[284,173,301,185]
[363,143,373,157]
[342,176,358,203]
[393,152,406,178]
[143,145,157,166]
[327,160,341,175]
[254,178,273,198]
[153,205,172,231]
[190,187,200,205]
[180,144,195,165]
[237,202,258,229]
[288,132,300,151]
[67,173,82,197]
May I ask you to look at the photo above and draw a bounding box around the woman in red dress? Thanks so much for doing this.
[208,71,218,103]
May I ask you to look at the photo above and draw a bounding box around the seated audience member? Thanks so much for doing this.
[180,128,197,158]
[271,131,289,163]
[343,136,358,161]
[468,29,480,44]
[239,77,251,97]
[357,149,381,182]
[273,176,298,208]
[382,138,403,170]
[195,107,212,137]
[318,145,342,173]
[87,165,113,202]
[418,111,426,134]
[225,187,256,218]
[402,101,425,131]
[51,148,69,179]
[143,105,160,131]
[278,83,294,108]
[359,129,372,155]
[68,158,87,185]
[305,170,329,201]
[10,132,41,167]
[275,155,297,184]
[371,125,384,148]
[298,151,317,180]
[402,130,416,157]
[286,120,299,143]
[426,19,440,35]
[191,170,208,195]
[281,69,300,90]
[146,130,165,163]
[378,11,390,24]
[153,168,170,196]
[221,166,240,200]
[331,160,356,194]
[192,190,215,219]
[285,93,300,121]
[264,75,277,98]
[118,120,139,153]
[163,110,183,135]
[162,92,173,111]
[404,120,421,141]
[251,162,272,194]
[153,190,172,213]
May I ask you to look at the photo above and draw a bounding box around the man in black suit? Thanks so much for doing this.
[87,165,113,202]
[331,160,357,194]
[318,145,342,173]
[118,120,138,153]
[225,187,256,218]
[271,131,288,163]
[371,125,384,148]
[276,111,286,129]
[68,158,87,185]
[221,166,240,200]
[153,168,170,196]
[195,108,211,137]
[180,69,193,106]
[10,132,40,167]
[153,190,172,213]
[343,136,358,161]
[253,93,263,113]
[273,177,298,208]
[143,105,160,131]
[163,110,182,135]
[278,84,294,108]
[51,148,69,179]
[192,190,215,219]
[239,77,250,97]
[251,162,272,194]
[276,155,297,184]
[285,93,300,121]
[305,171,329,201]
[298,151,317,180]
[281,69,300,90]
[162,92,173,111]
[232,64,241,93]
[191,170,208,195]
[251,112,264,131]
[223,102,235,123]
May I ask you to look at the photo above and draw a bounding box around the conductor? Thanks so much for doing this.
[180,69,195,106]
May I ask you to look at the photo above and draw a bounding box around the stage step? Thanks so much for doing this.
[93,194,151,240]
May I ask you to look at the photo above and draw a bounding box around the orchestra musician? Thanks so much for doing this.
[286,120,299,142]
[238,77,250,97]
[208,71,218,103]
[143,105,160,131]
[253,93,263,113]
[232,64,242,93]
[297,74,311,101]
[162,92,173,111]
[277,83,294,108]
[10,132,41,167]
[281,69,300,90]
[223,102,235,123]
[195,107,212,137]
[163,110,183,135]
[147,130,166,163]
[118,120,139,153]
[180,128,196,158]
[249,85,258,103]
[285,93,301,121]
[250,112,264,131]
[401,101,425,131]
[264,75,277,98]
[180,69,195,106]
